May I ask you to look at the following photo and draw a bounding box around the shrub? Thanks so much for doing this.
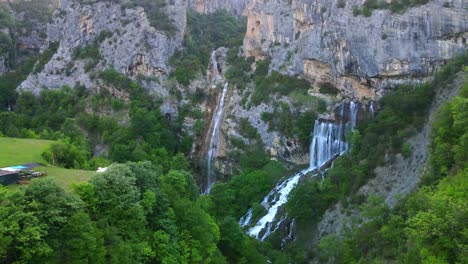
[33,42,59,73]
[239,118,260,140]
[400,143,412,158]
[363,6,372,17]
[337,0,346,8]
[352,6,361,16]
[122,0,176,35]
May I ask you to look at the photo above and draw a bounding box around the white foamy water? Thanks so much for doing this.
[205,82,229,193]
[241,102,359,240]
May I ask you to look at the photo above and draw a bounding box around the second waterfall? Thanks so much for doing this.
[205,82,229,194]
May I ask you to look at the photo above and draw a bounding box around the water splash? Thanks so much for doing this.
[205,82,229,194]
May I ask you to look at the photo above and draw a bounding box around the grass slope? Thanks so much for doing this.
[0,137,52,167]
[0,137,95,188]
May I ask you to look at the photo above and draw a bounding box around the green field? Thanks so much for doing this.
[37,166,95,189]
[0,137,53,167]
[0,137,95,188]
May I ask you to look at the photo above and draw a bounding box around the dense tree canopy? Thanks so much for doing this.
[0,162,272,263]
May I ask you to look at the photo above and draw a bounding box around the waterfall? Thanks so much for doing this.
[350,101,358,129]
[309,121,348,168]
[240,102,358,240]
[205,82,229,193]
[369,102,375,118]
[239,208,253,226]
[244,167,314,240]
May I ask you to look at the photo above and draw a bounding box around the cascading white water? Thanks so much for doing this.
[350,101,358,128]
[241,121,348,240]
[369,102,375,118]
[240,102,359,240]
[239,208,253,226]
[309,121,348,168]
[205,82,229,193]
[244,167,314,240]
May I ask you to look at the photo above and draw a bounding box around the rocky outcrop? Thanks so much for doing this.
[243,0,468,100]
[0,0,57,75]
[225,89,311,165]
[18,0,186,93]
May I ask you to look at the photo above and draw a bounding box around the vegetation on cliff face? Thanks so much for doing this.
[354,0,430,17]
[0,69,195,171]
[122,0,177,35]
[170,11,246,86]
[318,68,468,264]
[283,55,468,263]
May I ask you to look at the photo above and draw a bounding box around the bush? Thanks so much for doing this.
[363,0,430,14]
[362,6,372,17]
[319,83,338,95]
[400,143,411,158]
[122,0,176,35]
[33,42,59,73]
[72,41,101,72]
[239,118,259,140]
[337,0,346,8]
[42,141,90,169]
[251,70,310,106]
[353,6,361,16]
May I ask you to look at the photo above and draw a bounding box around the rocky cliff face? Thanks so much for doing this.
[18,0,187,94]
[243,0,467,100]
[189,0,247,15]
[0,0,58,75]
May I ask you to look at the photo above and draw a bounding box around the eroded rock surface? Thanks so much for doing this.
[18,0,187,93]
[243,0,468,99]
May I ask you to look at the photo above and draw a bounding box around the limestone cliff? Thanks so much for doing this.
[243,0,467,100]
[0,0,59,75]
[18,0,187,93]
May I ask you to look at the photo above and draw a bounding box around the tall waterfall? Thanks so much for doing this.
[205,82,229,193]
[350,101,358,128]
[369,102,375,118]
[309,121,348,168]
[240,102,359,240]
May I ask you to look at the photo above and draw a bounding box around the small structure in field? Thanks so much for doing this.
[0,170,20,185]
[0,163,45,185]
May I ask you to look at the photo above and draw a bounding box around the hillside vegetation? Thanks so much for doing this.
[318,68,468,264]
